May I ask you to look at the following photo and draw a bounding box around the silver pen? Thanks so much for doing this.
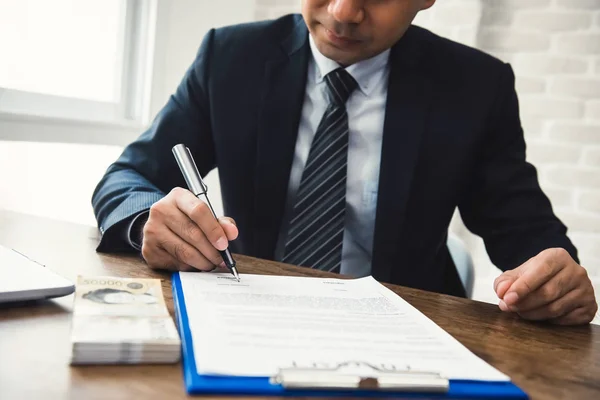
[172,144,240,282]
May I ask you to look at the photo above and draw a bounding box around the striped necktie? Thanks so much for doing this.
[282,68,358,273]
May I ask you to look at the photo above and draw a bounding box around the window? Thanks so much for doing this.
[0,0,156,125]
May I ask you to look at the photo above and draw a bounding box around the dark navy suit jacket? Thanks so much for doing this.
[92,14,577,297]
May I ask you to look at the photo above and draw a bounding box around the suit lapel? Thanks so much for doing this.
[371,27,433,283]
[253,17,310,259]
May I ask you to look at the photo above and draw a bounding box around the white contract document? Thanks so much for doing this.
[179,272,509,382]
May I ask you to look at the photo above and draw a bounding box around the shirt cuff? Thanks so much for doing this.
[126,210,150,251]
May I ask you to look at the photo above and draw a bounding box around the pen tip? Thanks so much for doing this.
[231,267,240,282]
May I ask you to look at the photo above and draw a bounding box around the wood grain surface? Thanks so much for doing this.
[0,210,598,400]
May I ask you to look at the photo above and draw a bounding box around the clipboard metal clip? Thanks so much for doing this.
[270,361,449,393]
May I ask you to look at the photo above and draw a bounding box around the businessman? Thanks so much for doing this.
[92,0,597,325]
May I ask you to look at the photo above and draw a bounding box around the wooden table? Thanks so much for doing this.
[0,210,599,400]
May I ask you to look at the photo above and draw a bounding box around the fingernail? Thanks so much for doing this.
[216,237,228,250]
[219,261,226,268]
[504,292,519,306]
[499,300,509,311]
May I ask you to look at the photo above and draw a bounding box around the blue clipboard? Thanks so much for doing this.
[171,272,528,399]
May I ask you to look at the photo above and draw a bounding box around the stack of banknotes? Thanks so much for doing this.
[69,275,181,364]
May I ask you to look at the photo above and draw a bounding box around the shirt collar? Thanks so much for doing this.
[309,33,390,97]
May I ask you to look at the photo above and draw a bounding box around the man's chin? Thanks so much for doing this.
[313,37,364,66]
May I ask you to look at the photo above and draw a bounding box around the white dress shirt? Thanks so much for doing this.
[275,35,390,277]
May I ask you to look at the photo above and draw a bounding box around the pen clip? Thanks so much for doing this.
[172,144,208,196]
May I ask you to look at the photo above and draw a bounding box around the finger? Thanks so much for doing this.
[550,306,597,326]
[516,287,583,321]
[497,277,515,310]
[494,255,538,298]
[173,188,229,251]
[219,217,239,241]
[163,209,225,267]
[503,250,563,306]
[509,266,579,312]
[495,278,515,299]
[220,217,237,226]
[158,226,216,271]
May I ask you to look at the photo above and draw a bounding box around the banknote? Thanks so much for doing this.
[73,275,169,317]
[70,275,181,364]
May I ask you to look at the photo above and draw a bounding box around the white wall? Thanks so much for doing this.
[150,0,256,118]
[0,142,123,226]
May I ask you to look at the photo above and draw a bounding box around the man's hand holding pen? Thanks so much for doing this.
[141,187,239,273]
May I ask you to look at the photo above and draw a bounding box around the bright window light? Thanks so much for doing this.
[0,0,124,103]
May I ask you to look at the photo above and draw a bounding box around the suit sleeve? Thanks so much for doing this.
[457,63,578,271]
[91,29,217,252]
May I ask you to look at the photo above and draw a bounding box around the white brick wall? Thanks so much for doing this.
[588,100,600,117]
[253,1,600,293]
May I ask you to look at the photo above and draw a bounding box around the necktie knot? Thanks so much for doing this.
[325,68,358,106]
